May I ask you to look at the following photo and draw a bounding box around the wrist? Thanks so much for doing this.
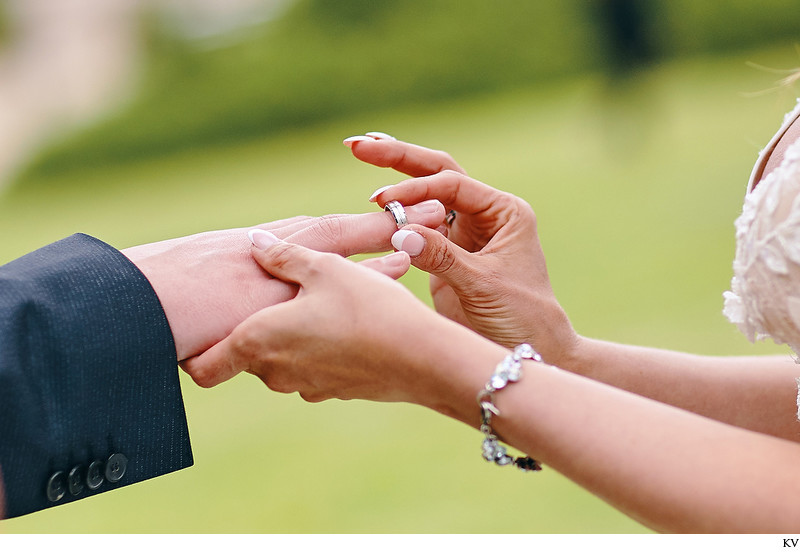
[411,318,510,427]
[477,344,544,471]
[527,300,581,370]
[550,333,600,377]
[121,245,192,360]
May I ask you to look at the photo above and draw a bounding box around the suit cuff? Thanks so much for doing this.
[0,233,193,518]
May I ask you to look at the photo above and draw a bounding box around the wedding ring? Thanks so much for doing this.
[384,200,408,229]
[445,209,456,226]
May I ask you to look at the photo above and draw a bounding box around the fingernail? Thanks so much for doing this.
[391,229,425,257]
[381,251,409,268]
[365,131,396,141]
[409,199,443,215]
[248,229,281,250]
[343,135,378,148]
[369,185,394,202]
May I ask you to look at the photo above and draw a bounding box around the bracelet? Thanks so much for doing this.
[477,343,543,472]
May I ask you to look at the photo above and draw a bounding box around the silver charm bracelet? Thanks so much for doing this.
[477,343,543,472]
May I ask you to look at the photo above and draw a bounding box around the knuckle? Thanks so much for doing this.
[298,390,326,403]
[314,215,347,243]
[250,360,296,395]
[516,196,536,217]
[264,374,296,395]
[429,150,457,172]
[252,371,279,392]
[496,194,537,230]
[439,151,458,169]
[266,242,297,271]
[229,323,261,356]
[515,197,538,228]
[189,368,217,389]
[427,242,458,274]
[180,358,218,389]
[438,168,462,179]
[299,215,358,256]
[426,169,464,204]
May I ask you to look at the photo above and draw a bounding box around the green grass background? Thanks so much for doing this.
[1,42,799,533]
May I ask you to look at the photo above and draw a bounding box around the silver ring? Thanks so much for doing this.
[384,200,408,228]
[445,209,456,226]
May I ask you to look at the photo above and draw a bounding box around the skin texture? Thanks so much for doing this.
[122,203,445,365]
[184,225,800,533]
[9,119,796,524]
[352,133,578,364]
[182,239,500,418]
[0,201,443,519]
[184,132,800,531]
[354,135,800,442]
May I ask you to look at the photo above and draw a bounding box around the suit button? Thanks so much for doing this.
[86,460,105,490]
[46,471,66,503]
[105,453,128,483]
[67,465,85,496]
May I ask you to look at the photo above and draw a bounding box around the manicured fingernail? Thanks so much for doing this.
[391,229,425,257]
[248,229,281,250]
[409,199,443,215]
[343,135,377,148]
[369,185,394,202]
[365,131,396,141]
[381,251,409,268]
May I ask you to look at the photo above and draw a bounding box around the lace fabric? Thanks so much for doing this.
[724,99,800,358]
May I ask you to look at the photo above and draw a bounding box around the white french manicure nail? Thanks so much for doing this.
[248,229,281,250]
[369,185,394,202]
[409,199,443,215]
[365,131,396,141]
[382,251,409,269]
[343,135,378,147]
[391,229,425,257]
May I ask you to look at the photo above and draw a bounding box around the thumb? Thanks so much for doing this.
[180,332,241,388]
[358,251,411,280]
[249,228,337,286]
[179,302,285,388]
[390,224,479,292]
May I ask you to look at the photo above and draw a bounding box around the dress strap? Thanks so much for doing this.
[748,99,800,194]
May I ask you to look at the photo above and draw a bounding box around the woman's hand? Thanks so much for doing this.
[180,236,498,422]
[124,202,445,362]
[346,133,578,366]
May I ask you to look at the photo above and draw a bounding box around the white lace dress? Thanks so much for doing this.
[723,100,800,416]
[724,100,800,354]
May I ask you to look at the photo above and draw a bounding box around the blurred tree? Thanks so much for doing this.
[15,0,800,183]
[594,0,661,75]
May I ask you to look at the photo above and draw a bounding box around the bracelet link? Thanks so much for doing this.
[476,343,543,472]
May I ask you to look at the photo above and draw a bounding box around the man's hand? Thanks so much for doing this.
[122,203,445,361]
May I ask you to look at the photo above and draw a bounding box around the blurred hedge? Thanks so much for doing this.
[19,0,800,179]
[0,3,8,47]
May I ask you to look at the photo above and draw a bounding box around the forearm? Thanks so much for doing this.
[430,332,800,532]
[557,337,800,441]
[495,362,800,532]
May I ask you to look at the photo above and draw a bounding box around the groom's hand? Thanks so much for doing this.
[123,202,445,362]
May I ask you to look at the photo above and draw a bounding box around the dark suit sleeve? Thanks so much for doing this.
[0,233,193,518]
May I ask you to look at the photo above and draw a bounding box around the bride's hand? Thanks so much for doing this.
[180,236,494,417]
[126,202,446,362]
[346,134,578,366]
